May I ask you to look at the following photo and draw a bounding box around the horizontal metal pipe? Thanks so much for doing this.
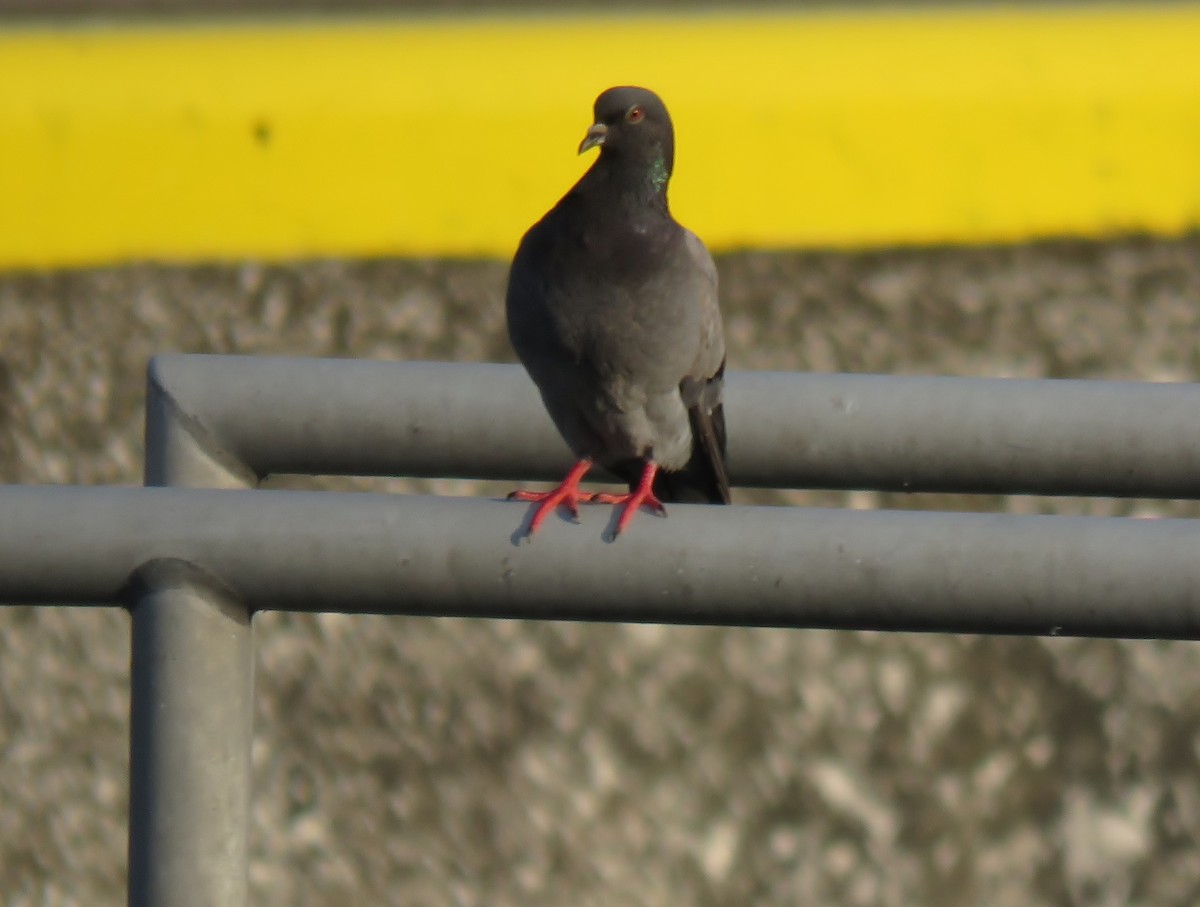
[149,354,1200,498]
[4,483,1200,639]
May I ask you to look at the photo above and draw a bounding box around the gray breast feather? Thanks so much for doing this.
[507,225,723,472]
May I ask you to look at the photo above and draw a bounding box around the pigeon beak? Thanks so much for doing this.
[578,123,607,154]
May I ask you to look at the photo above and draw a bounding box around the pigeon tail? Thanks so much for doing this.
[609,400,730,508]
[654,400,731,505]
[656,357,731,505]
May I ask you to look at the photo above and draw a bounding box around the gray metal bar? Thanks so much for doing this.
[149,354,1200,497]
[4,483,1200,640]
[127,566,253,907]
[126,377,254,907]
[143,369,258,489]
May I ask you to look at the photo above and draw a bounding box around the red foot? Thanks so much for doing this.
[592,461,666,536]
[509,460,597,535]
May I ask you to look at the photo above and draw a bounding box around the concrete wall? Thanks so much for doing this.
[5,236,1200,905]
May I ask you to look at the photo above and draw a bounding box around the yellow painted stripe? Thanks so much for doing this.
[2,5,1200,268]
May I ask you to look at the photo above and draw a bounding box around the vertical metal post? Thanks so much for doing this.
[128,367,256,907]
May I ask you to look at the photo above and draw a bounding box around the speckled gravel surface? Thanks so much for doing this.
[4,237,1200,906]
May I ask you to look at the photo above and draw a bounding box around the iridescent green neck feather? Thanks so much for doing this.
[650,154,669,193]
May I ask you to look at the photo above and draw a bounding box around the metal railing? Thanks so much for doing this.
[4,354,1200,907]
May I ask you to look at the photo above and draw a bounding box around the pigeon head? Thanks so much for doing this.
[578,86,675,190]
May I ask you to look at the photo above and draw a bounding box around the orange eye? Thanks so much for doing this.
[626,105,645,123]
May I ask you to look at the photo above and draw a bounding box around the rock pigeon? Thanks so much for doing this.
[506,85,730,537]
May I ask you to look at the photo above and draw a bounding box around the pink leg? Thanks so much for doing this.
[591,460,667,536]
[509,459,597,534]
